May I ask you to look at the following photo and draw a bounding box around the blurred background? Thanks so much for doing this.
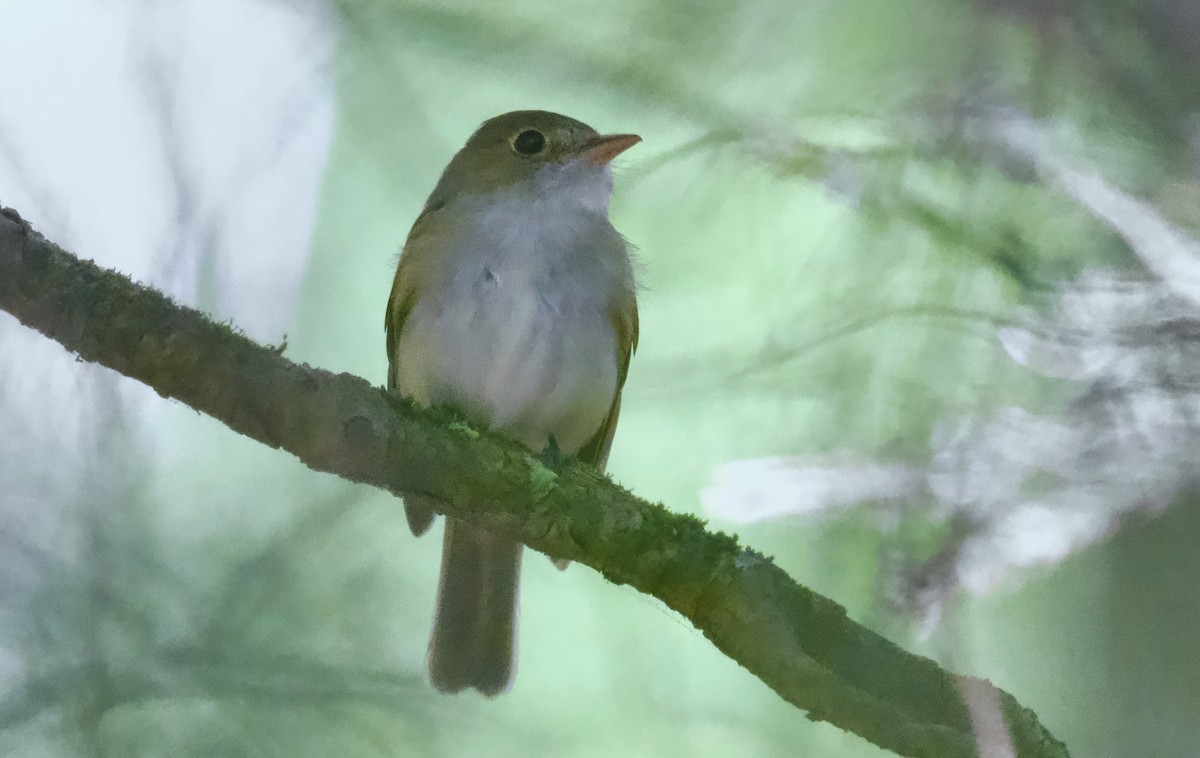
[2,0,1199,755]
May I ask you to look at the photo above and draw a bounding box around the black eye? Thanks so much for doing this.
[512,129,546,155]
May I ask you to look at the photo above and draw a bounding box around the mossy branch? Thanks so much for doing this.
[0,206,1068,758]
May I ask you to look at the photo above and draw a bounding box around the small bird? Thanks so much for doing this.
[385,111,640,696]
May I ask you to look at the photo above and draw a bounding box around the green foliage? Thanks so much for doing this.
[9,0,1200,755]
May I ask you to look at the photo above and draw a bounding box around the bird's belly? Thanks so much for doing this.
[396,284,618,454]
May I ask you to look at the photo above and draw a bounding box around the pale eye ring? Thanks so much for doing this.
[511,129,546,155]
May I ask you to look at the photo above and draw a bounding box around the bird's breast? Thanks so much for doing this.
[394,210,624,454]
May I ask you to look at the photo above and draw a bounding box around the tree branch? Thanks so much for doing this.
[0,206,1068,758]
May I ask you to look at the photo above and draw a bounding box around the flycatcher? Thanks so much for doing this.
[385,110,640,696]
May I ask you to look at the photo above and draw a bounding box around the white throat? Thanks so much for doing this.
[530,158,614,216]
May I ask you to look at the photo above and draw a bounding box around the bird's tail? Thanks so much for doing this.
[427,517,521,696]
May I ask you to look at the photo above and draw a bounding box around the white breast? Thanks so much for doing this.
[395,175,629,454]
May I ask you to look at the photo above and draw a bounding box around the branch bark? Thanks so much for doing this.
[0,206,1069,758]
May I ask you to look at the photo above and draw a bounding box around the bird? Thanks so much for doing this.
[385,110,640,696]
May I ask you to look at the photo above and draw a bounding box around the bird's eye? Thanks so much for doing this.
[511,129,546,155]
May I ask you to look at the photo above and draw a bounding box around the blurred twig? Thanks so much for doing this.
[983,111,1200,307]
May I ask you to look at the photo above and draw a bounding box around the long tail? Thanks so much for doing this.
[427,517,521,696]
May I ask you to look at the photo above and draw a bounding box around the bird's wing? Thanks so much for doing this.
[385,201,447,535]
[385,201,446,393]
[574,288,638,473]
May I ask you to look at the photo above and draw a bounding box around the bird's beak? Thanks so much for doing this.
[579,133,642,165]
